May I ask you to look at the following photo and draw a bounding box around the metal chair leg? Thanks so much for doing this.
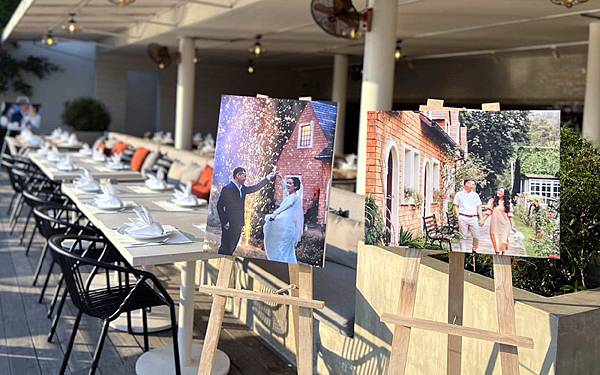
[89,320,110,375]
[6,193,15,215]
[47,276,64,318]
[32,242,48,286]
[20,207,32,245]
[25,225,37,257]
[169,304,182,375]
[38,260,55,303]
[59,310,82,375]
[9,197,24,235]
[142,308,149,352]
[48,288,68,342]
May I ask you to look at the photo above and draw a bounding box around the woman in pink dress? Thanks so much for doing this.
[480,188,517,255]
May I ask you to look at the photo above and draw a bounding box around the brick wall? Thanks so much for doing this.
[276,104,331,224]
[366,111,450,238]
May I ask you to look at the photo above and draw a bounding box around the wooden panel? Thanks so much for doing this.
[288,264,300,355]
[387,248,422,375]
[381,315,533,349]
[296,265,314,375]
[447,252,465,375]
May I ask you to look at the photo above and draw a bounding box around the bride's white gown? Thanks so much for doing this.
[263,181,304,264]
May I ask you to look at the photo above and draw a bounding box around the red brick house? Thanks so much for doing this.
[365,111,467,243]
[275,102,336,225]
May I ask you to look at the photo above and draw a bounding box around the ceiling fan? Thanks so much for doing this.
[310,0,373,40]
[146,43,180,70]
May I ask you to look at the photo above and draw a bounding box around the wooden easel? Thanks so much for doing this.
[382,99,534,375]
[197,94,325,375]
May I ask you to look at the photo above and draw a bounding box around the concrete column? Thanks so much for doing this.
[332,54,349,156]
[174,37,195,150]
[356,0,398,194]
[583,23,600,143]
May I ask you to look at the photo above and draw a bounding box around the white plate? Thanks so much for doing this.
[76,184,100,192]
[146,183,174,191]
[57,165,78,171]
[91,201,125,211]
[168,198,206,208]
[126,227,175,241]
[107,164,128,170]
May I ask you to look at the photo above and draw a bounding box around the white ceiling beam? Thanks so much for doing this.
[184,0,235,9]
[2,0,35,43]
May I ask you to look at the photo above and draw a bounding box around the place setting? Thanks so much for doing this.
[71,169,101,193]
[84,182,136,213]
[54,154,79,171]
[104,153,129,170]
[113,206,193,248]
[153,181,207,212]
[78,142,93,156]
[127,168,174,194]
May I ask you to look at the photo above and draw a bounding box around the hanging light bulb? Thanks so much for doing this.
[159,62,166,70]
[394,40,403,62]
[250,35,263,57]
[108,0,136,6]
[63,13,80,33]
[247,59,255,74]
[193,56,198,64]
[550,0,588,7]
[42,30,57,46]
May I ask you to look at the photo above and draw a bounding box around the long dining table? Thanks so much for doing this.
[26,151,229,374]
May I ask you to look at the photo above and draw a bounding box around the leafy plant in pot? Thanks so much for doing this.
[62,97,110,144]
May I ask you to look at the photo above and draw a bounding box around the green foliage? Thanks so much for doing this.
[0,46,61,96]
[404,188,423,206]
[516,147,560,176]
[558,127,600,289]
[62,97,111,132]
[459,111,531,198]
[442,144,489,192]
[364,195,388,246]
[0,0,19,29]
[512,257,568,297]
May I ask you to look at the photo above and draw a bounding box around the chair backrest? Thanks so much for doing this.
[33,205,94,239]
[422,214,439,237]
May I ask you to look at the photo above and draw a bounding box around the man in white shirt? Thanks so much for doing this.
[453,179,483,253]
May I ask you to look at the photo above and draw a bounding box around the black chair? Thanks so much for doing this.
[21,188,69,251]
[48,235,181,375]
[445,211,459,236]
[422,214,453,251]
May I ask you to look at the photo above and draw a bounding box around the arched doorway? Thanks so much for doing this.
[423,161,433,217]
[386,151,393,233]
[384,144,399,245]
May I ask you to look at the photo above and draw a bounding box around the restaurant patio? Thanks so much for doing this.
[1,1,600,375]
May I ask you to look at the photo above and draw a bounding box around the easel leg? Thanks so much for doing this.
[296,265,314,375]
[493,255,520,375]
[197,257,234,375]
[447,252,465,375]
[388,248,422,375]
[288,265,300,355]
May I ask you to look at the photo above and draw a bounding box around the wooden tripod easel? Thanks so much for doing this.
[197,258,323,375]
[382,99,534,375]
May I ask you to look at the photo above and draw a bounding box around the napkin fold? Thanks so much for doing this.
[56,155,75,171]
[172,181,198,205]
[92,148,106,161]
[73,169,99,191]
[107,153,125,169]
[36,143,50,156]
[94,183,123,208]
[123,206,163,237]
[67,133,79,146]
[162,132,173,144]
[47,146,60,162]
[145,168,167,189]
[79,143,92,155]
[152,131,163,141]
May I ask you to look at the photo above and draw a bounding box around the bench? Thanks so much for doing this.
[423,214,453,251]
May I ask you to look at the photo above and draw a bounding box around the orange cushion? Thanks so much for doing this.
[191,166,213,200]
[130,148,150,172]
[111,141,129,155]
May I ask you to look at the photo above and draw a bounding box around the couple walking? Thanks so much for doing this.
[453,179,516,255]
[216,167,304,263]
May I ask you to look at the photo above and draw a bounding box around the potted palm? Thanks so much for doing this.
[62,97,110,144]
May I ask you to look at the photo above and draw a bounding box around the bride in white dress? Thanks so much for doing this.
[263,174,304,264]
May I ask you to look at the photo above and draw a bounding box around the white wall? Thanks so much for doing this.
[0,41,96,134]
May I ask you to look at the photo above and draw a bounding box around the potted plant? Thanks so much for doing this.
[62,97,110,144]
[404,188,423,207]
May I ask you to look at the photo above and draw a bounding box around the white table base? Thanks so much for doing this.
[136,343,230,375]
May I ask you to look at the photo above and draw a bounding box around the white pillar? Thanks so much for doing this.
[174,37,195,150]
[583,23,600,143]
[178,260,196,366]
[332,54,348,156]
[356,0,398,194]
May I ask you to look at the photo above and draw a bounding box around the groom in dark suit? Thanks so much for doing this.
[216,167,275,255]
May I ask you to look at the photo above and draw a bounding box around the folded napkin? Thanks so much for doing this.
[107,153,125,169]
[79,143,92,155]
[73,169,99,191]
[59,132,70,143]
[123,206,163,237]
[193,132,203,146]
[50,128,62,140]
[36,143,50,156]
[162,132,174,144]
[172,181,198,205]
[56,155,75,171]
[27,135,42,146]
[145,168,167,189]
[47,146,61,162]
[92,148,106,161]
[94,183,123,208]
[67,133,79,146]
[200,134,215,154]
[152,131,164,141]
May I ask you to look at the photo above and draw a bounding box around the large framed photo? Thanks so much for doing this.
[364,110,559,259]
[203,95,338,267]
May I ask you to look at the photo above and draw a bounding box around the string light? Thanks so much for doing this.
[42,30,57,46]
[250,35,263,57]
[394,40,403,62]
[108,0,136,6]
[247,59,255,74]
[64,13,80,33]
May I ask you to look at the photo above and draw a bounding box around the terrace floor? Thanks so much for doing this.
[0,173,295,375]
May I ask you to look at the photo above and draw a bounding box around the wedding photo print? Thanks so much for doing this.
[203,95,337,266]
[364,110,559,259]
